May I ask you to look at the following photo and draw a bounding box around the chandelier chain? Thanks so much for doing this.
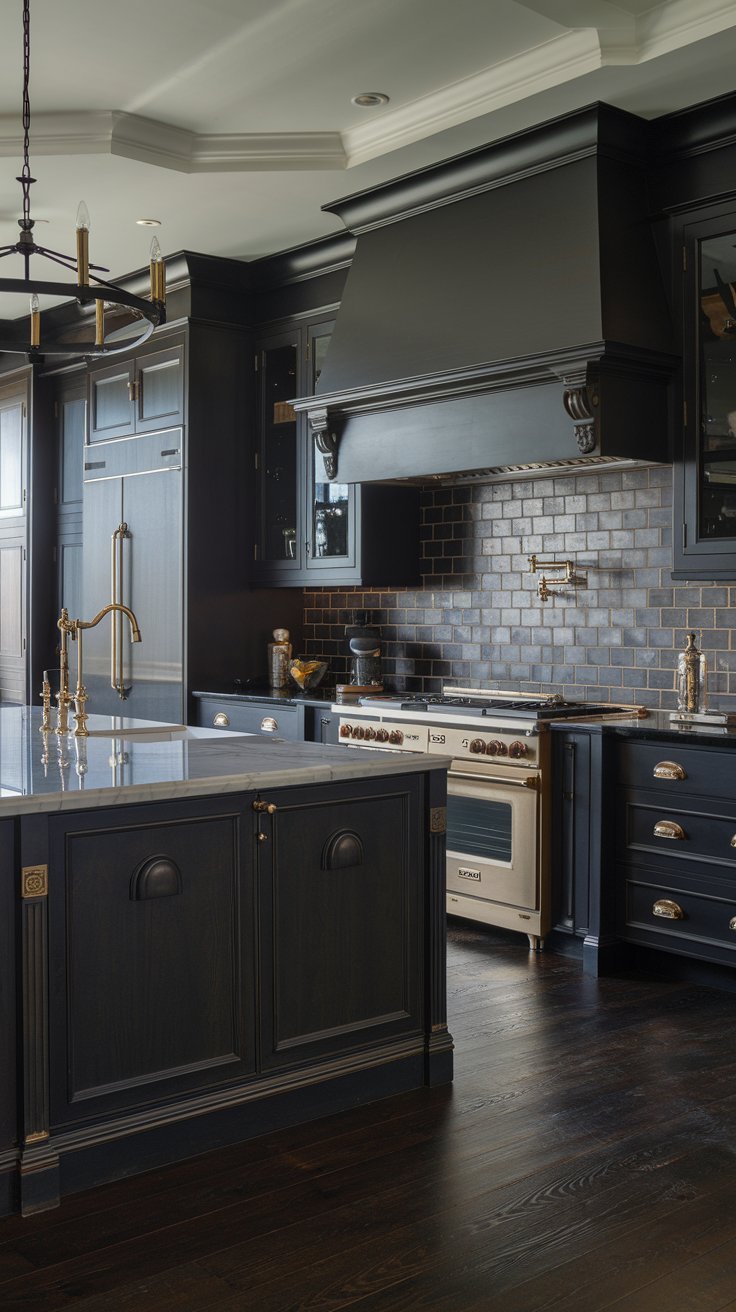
[19,0,33,226]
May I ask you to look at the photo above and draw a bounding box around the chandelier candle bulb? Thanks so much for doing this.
[75,201,90,285]
[29,293,39,347]
[149,236,165,302]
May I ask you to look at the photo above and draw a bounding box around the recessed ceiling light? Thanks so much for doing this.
[351,93,390,108]
[136,218,161,226]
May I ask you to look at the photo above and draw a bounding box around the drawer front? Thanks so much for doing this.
[615,740,736,801]
[618,790,736,873]
[622,872,736,958]
[196,697,301,740]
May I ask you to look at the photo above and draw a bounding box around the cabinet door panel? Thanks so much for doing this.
[49,801,254,1124]
[137,345,184,432]
[260,780,422,1068]
[89,361,135,442]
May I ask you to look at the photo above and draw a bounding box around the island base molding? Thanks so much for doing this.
[10,1036,452,1216]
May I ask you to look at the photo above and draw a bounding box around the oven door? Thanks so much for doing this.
[446,762,540,912]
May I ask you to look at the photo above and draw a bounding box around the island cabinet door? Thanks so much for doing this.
[257,776,424,1071]
[45,795,256,1127]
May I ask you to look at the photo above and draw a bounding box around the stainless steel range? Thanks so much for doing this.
[333,686,643,950]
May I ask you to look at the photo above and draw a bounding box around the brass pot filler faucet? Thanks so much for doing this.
[40,603,142,737]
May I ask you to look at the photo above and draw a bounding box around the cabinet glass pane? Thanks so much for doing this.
[262,343,298,562]
[699,234,736,538]
[0,403,23,511]
[309,328,349,561]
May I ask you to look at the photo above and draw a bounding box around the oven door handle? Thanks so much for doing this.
[448,770,539,790]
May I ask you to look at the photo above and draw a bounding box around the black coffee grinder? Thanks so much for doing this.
[343,613,383,692]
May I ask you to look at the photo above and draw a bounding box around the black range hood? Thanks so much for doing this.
[293,103,677,484]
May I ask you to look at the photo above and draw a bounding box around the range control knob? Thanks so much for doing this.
[485,740,504,756]
[508,740,528,759]
[364,727,376,740]
[339,724,352,738]
[376,728,389,743]
[469,738,486,754]
[389,729,404,746]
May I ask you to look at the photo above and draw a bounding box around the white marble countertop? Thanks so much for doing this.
[0,707,450,816]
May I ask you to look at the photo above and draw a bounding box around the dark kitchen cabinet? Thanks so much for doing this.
[0,819,17,1215]
[0,373,29,703]
[253,316,420,587]
[613,739,736,968]
[52,370,86,625]
[88,338,184,442]
[674,201,736,578]
[47,794,256,1127]
[7,761,447,1214]
[256,774,424,1070]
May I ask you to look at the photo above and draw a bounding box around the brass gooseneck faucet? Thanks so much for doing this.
[55,603,142,737]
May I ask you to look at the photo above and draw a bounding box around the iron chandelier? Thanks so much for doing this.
[0,0,166,358]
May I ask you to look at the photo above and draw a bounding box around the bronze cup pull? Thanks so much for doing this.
[653,899,685,920]
[653,820,686,840]
[653,761,686,781]
[213,712,230,728]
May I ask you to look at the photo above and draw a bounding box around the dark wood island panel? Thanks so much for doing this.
[5,765,451,1216]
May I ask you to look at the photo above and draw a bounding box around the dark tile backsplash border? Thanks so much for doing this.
[303,465,736,710]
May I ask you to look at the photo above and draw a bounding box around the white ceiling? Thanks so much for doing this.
[0,0,736,314]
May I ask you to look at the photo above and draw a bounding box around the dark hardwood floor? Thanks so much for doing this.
[3,923,736,1310]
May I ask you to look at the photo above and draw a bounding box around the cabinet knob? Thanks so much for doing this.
[730,835,736,849]
[653,820,687,840]
[253,799,277,814]
[730,917,736,932]
[653,761,686,780]
[213,712,230,728]
[652,899,685,920]
[260,716,278,733]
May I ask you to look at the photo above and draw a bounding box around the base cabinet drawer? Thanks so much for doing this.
[621,871,736,964]
[614,741,736,800]
[618,789,736,873]
[195,697,302,740]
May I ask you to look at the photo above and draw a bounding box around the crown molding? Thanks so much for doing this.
[342,30,603,168]
[0,112,346,173]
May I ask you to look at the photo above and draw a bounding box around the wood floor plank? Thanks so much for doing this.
[2,926,736,1311]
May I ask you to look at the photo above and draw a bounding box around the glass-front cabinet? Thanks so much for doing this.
[676,203,736,577]
[254,317,359,584]
[253,314,419,588]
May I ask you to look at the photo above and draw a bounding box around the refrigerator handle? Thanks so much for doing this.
[111,523,131,697]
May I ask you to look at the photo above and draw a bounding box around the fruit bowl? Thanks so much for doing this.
[288,658,328,691]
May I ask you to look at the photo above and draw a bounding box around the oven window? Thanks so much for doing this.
[446,796,512,863]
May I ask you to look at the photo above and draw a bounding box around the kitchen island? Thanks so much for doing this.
[0,707,452,1217]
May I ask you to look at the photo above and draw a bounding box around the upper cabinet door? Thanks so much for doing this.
[88,338,185,443]
[305,320,356,574]
[675,204,736,577]
[135,343,185,433]
[88,358,136,442]
[256,333,302,573]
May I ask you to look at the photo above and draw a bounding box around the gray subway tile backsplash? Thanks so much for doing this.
[302,465,736,709]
